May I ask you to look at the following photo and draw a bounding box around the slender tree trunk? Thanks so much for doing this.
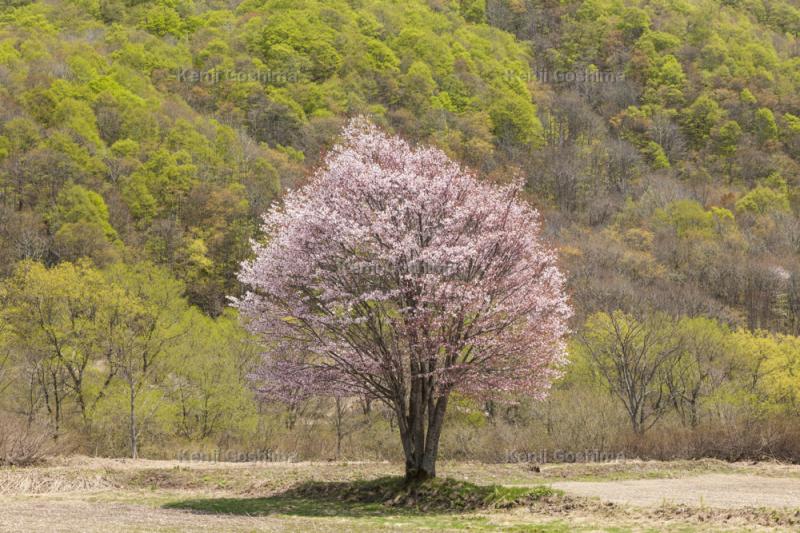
[129,379,137,459]
[335,397,344,460]
[689,395,699,428]
[50,370,61,442]
[399,390,449,483]
[628,402,644,436]
[421,395,448,477]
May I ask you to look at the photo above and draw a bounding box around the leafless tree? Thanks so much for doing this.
[578,312,683,435]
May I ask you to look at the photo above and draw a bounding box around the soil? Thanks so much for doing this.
[552,473,800,508]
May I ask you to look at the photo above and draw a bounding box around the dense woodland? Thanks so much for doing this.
[1,0,800,463]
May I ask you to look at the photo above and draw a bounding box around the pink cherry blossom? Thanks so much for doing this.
[234,118,571,480]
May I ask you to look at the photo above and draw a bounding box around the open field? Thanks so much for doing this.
[0,458,799,532]
[551,474,800,508]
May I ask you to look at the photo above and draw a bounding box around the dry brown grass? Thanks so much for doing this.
[1,457,799,531]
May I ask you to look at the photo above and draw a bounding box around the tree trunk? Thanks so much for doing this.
[129,379,137,459]
[689,397,699,428]
[399,393,449,483]
[335,397,344,460]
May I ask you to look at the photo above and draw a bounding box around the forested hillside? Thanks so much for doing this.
[1,0,799,462]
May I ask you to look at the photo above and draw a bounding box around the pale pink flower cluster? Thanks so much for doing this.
[234,118,571,405]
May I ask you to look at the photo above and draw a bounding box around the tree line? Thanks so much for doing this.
[0,0,799,462]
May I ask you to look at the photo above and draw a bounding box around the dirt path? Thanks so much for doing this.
[552,473,800,508]
[0,497,289,533]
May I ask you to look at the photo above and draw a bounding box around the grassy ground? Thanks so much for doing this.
[0,458,798,532]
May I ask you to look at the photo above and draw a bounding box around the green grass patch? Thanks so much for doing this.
[164,476,560,517]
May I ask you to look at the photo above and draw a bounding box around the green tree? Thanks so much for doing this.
[711,120,742,157]
[754,107,779,144]
[166,309,257,441]
[735,186,790,215]
[103,262,188,458]
[49,184,117,240]
[576,311,683,435]
[682,94,725,148]
[0,261,122,437]
[665,318,736,427]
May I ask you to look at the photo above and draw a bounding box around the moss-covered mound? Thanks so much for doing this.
[286,476,558,512]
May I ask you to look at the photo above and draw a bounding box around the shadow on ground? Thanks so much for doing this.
[164,482,445,518]
[163,476,554,518]
[164,494,436,518]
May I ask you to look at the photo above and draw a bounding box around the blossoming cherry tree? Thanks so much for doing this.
[235,119,571,481]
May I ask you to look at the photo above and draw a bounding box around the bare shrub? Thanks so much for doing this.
[0,416,55,467]
[544,388,629,452]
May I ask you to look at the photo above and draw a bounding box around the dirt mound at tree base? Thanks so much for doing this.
[285,476,557,512]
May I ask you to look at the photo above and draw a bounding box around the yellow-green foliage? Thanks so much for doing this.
[1,0,800,459]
